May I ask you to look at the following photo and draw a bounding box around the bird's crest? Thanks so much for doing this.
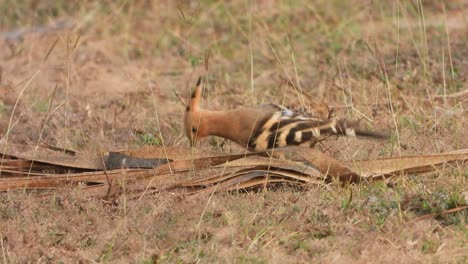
[187,76,203,112]
[184,77,205,146]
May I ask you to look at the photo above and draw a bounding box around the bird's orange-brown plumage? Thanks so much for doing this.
[184,77,387,151]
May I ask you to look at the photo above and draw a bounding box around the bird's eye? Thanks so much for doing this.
[192,127,197,133]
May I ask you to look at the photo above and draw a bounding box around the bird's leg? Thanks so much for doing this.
[309,135,335,148]
[309,137,320,148]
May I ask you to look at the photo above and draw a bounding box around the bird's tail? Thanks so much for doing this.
[334,119,389,139]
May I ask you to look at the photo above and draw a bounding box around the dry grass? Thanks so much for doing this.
[0,0,467,263]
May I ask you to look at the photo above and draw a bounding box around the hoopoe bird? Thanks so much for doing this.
[184,77,388,151]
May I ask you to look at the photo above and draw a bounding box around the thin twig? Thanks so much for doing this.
[172,89,187,107]
[176,0,186,21]
[99,154,113,198]
[411,205,468,222]
[267,39,305,109]
[146,73,173,175]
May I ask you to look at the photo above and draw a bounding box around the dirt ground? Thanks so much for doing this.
[0,1,467,263]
